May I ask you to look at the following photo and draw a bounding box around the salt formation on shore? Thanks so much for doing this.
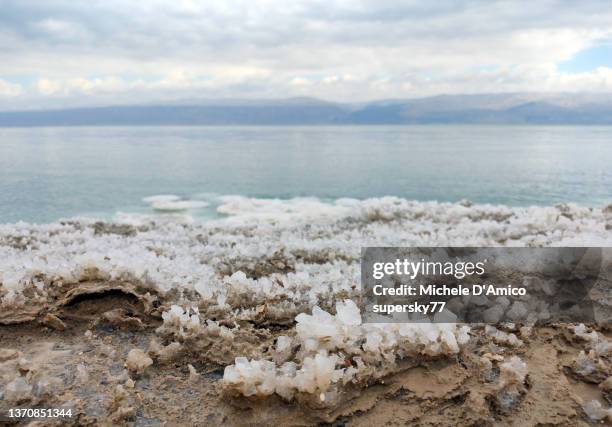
[223,299,470,401]
[1,197,611,416]
[583,400,612,421]
[2,197,610,312]
[484,325,524,347]
[570,324,612,383]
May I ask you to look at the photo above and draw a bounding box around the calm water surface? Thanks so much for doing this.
[0,126,611,223]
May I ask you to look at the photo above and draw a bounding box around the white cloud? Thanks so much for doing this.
[290,77,312,87]
[1,0,612,107]
[0,79,23,97]
[34,18,91,41]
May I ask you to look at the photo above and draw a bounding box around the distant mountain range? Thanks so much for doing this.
[1,93,611,126]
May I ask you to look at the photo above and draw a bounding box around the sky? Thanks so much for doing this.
[1,0,612,109]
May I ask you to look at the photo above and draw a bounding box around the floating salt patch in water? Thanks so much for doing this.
[151,200,209,212]
[142,194,209,212]
[142,194,181,204]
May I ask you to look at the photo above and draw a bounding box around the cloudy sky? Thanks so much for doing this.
[1,0,612,109]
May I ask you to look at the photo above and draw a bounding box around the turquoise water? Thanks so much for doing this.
[0,125,611,223]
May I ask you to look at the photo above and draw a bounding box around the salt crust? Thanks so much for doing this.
[222,299,471,400]
[1,197,610,401]
[2,197,609,305]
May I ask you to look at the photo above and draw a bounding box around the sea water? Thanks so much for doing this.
[0,125,610,223]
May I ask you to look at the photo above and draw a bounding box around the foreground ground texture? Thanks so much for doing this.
[1,197,611,426]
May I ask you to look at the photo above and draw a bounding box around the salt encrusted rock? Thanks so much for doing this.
[572,350,609,383]
[491,356,528,412]
[519,326,532,339]
[583,400,612,422]
[4,377,33,404]
[571,323,600,343]
[568,324,611,383]
[223,300,471,402]
[485,325,523,347]
[600,376,612,403]
[499,356,528,387]
[125,349,153,375]
[155,305,253,365]
[160,305,201,332]
[571,324,612,356]
[478,356,494,381]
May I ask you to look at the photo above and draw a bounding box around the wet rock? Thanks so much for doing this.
[42,313,66,331]
[99,308,144,330]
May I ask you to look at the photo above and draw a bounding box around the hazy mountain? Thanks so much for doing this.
[0,93,611,126]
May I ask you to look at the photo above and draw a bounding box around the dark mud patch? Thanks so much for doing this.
[90,222,148,237]
[217,251,296,279]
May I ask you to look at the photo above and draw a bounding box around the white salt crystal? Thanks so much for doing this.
[500,356,528,386]
[583,400,612,421]
[335,299,361,325]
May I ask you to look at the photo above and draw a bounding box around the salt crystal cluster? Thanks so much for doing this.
[2,198,611,320]
[492,356,529,412]
[153,305,238,365]
[157,305,235,341]
[223,300,471,402]
[160,305,201,332]
[583,400,612,422]
[499,356,528,387]
[570,324,611,383]
[485,325,523,347]
[571,324,612,356]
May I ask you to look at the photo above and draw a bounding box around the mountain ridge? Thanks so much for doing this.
[1,93,611,126]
